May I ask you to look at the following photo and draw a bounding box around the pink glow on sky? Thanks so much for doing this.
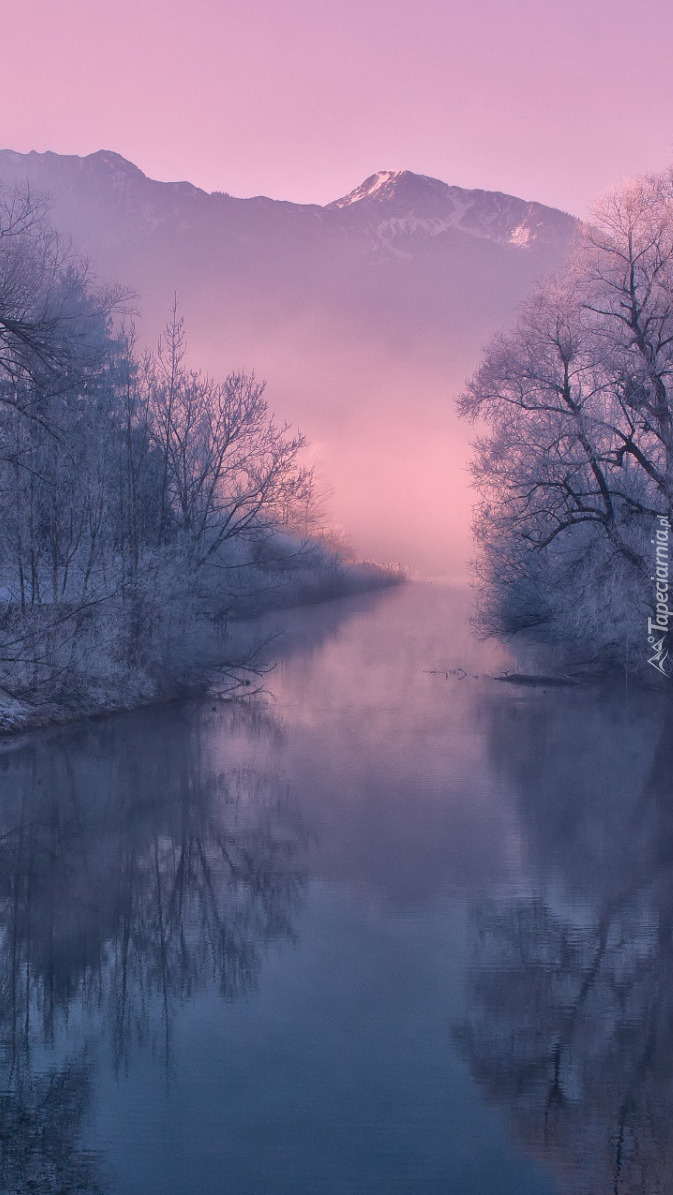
[3,0,673,215]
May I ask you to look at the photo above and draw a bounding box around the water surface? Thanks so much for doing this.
[0,583,671,1195]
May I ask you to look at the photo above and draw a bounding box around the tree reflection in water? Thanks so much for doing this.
[456,688,673,1195]
[0,1062,105,1194]
[0,702,306,1193]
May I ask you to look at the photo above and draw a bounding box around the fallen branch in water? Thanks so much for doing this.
[494,672,580,687]
[424,668,468,680]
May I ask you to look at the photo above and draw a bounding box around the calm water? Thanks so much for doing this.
[0,583,671,1195]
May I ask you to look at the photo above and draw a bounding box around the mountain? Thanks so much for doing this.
[329,169,572,250]
[0,150,578,576]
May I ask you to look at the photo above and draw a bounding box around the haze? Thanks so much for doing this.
[3,0,673,573]
[0,149,577,576]
[3,0,673,217]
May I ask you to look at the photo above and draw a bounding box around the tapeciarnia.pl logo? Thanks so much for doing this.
[647,515,671,677]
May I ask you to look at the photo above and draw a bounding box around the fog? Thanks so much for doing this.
[0,150,576,576]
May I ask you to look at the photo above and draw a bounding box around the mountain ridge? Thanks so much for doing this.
[0,149,577,254]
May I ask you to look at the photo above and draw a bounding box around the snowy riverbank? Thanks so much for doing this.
[0,560,404,738]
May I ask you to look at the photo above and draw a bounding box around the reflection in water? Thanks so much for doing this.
[457,689,673,1195]
[0,1061,105,1195]
[0,583,671,1195]
[0,703,306,1192]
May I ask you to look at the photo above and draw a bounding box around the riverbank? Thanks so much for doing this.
[0,558,405,738]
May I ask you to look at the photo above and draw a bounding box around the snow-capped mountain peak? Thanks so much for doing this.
[328,169,573,250]
[329,170,454,210]
[329,170,420,206]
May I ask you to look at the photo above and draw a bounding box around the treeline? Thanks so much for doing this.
[0,188,400,723]
[460,169,673,679]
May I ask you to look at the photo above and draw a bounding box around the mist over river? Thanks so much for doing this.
[0,583,671,1195]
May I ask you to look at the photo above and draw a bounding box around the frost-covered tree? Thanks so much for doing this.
[0,191,395,717]
[144,306,313,569]
[459,169,673,672]
[0,184,123,409]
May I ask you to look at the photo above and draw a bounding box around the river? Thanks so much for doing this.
[0,582,671,1195]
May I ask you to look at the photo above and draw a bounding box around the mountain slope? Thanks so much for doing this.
[329,168,573,250]
[0,150,578,576]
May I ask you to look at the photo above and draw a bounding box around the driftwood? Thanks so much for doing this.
[494,672,579,687]
[423,668,581,686]
[424,668,468,680]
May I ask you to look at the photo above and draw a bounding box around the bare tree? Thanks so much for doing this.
[0,206,389,716]
[459,169,673,664]
[144,305,314,569]
[0,183,124,414]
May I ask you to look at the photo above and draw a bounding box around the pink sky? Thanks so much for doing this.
[2,0,673,216]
